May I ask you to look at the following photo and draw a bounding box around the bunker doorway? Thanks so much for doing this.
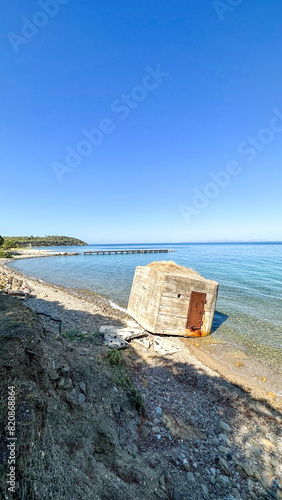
[186,291,206,335]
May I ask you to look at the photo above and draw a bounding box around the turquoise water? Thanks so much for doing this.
[9,243,282,366]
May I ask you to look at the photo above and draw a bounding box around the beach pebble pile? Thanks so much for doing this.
[135,411,282,499]
[125,335,282,500]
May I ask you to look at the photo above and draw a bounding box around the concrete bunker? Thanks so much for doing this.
[127,261,219,337]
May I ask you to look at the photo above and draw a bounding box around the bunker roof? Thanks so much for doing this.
[146,261,218,285]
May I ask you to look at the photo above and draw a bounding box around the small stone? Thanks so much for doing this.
[236,465,247,479]
[267,392,276,399]
[219,457,232,476]
[61,365,70,373]
[262,438,274,448]
[210,468,216,476]
[172,486,184,500]
[219,434,232,446]
[266,489,279,500]
[210,476,216,485]
[152,426,161,434]
[235,362,244,367]
[156,406,163,416]
[254,471,261,481]
[272,479,280,490]
[63,378,73,389]
[219,445,231,455]
[159,475,166,487]
[201,484,209,498]
[220,474,230,484]
[270,458,278,467]
[216,474,229,486]
[135,470,144,483]
[183,462,190,471]
[142,427,150,439]
[219,421,231,434]
[247,479,255,490]
[58,377,65,388]
[255,487,265,497]
[78,393,85,404]
[260,478,268,489]
[212,437,220,446]
[79,382,86,394]
[231,488,241,499]
[261,376,267,382]
[187,472,195,483]
[240,462,254,477]
[250,446,261,457]
[246,438,260,448]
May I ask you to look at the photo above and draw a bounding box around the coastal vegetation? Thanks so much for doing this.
[107,349,144,411]
[1,235,87,248]
[0,251,12,258]
[0,235,13,258]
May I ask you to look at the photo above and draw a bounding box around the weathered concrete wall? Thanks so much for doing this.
[127,265,165,332]
[127,262,219,337]
[156,274,218,336]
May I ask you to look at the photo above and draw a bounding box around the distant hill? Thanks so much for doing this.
[4,236,88,247]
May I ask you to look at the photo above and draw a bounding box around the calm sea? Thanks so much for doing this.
[9,243,282,367]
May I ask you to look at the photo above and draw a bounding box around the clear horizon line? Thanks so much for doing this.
[86,240,282,245]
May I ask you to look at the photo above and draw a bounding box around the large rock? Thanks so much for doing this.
[100,322,147,349]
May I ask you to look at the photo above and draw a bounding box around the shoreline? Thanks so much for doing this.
[1,251,281,409]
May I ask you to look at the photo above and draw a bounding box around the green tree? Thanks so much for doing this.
[0,235,4,247]
[2,239,17,250]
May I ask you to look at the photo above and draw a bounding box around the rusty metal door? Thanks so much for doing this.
[186,291,206,333]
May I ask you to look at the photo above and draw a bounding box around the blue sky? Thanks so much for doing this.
[1,0,282,243]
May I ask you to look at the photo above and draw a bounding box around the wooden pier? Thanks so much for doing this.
[83,249,175,256]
